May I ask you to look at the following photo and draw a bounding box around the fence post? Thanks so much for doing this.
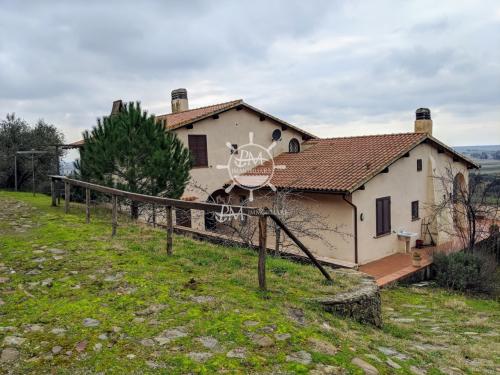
[112,195,117,236]
[50,178,56,207]
[85,188,90,224]
[166,206,173,255]
[152,203,156,228]
[258,215,267,290]
[64,181,70,214]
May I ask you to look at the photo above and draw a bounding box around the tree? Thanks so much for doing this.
[430,165,499,252]
[0,113,64,192]
[75,102,192,218]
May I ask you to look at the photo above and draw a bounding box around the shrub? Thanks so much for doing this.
[432,251,496,293]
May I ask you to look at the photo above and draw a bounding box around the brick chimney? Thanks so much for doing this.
[171,88,189,113]
[414,108,432,135]
[111,100,123,115]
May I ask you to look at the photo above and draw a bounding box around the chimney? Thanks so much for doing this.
[171,88,189,113]
[111,100,123,115]
[414,108,432,135]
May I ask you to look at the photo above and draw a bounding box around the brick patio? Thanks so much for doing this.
[359,240,462,287]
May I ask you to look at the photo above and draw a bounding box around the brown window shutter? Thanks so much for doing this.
[188,135,208,167]
[376,196,391,236]
[384,197,391,233]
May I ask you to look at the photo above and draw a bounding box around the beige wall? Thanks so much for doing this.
[173,107,305,200]
[233,190,356,265]
[172,111,470,266]
[353,143,469,264]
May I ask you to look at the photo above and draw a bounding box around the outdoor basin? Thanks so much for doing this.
[397,231,418,240]
[397,231,418,253]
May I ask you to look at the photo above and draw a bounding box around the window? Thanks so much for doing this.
[188,135,208,167]
[289,138,300,153]
[176,208,191,228]
[231,144,238,154]
[417,159,422,171]
[376,196,391,236]
[411,201,419,220]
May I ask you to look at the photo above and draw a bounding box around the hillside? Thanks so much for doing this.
[0,192,499,374]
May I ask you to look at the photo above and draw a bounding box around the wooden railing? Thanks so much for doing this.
[50,176,332,289]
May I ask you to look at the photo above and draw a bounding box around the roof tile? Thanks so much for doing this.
[156,100,243,130]
[244,133,429,192]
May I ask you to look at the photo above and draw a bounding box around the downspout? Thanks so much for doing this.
[343,194,358,265]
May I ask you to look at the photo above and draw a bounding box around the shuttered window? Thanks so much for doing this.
[411,200,419,220]
[417,159,422,171]
[188,135,208,167]
[376,196,391,236]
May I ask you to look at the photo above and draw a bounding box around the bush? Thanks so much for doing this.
[433,251,496,293]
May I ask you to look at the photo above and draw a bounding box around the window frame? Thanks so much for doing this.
[188,134,208,167]
[417,158,423,171]
[411,200,419,221]
[375,196,391,237]
[288,138,300,153]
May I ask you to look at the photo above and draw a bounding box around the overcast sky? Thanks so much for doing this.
[1,0,499,156]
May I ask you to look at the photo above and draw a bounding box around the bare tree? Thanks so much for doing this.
[188,180,350,253]
[261,188,350,254]
[429,164,499,252]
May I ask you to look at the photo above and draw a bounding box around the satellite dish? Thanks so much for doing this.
[272,129,282,141]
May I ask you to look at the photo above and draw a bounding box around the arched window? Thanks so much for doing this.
[289,138,300,153]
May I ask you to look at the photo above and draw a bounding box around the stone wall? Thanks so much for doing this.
[314,276,382,327]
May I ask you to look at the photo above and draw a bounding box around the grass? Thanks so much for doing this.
[1,191,499,374]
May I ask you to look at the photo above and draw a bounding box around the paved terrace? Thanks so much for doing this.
[360,240,463,287]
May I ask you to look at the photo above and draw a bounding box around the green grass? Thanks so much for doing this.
[1,191,499,374]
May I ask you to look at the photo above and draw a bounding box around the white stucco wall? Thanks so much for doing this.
[173,107,306,200]
[352,142,469,264]
[243,191,356,264]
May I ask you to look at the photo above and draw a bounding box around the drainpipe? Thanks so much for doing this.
[343,194,358,265]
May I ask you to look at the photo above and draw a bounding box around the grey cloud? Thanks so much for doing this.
[0,0,499,147]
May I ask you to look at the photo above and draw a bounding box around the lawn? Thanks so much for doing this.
[0,191,499,374]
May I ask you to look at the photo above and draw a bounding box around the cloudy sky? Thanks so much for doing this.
[1,0,499,157]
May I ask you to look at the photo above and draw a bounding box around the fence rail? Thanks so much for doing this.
[49,175,332,289]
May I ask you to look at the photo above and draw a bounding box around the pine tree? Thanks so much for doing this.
[76,102,192,218]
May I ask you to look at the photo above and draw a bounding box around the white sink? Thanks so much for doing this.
[397,231,418,239]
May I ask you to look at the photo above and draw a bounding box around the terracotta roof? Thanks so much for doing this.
[156,100,243,130]
[243,133,478,193]
[73,99,316,146]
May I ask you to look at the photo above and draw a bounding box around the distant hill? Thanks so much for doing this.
[454,145,500,175]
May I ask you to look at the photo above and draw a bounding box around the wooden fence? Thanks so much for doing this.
[50,175,332,289]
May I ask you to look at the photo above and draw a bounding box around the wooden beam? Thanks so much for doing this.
[111,195,117,236]
[438,148,445,154]
[236,105,243,111]
[259,115,266,121]
[48,176,260,216]
[64,182,70,214]
[211,114,219,120]
[166,206,173,255]
[258,215,267,290]
[266,212,332,282]
[186,124,193,129]
[281,125,288,131]
[85,188,90,224]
